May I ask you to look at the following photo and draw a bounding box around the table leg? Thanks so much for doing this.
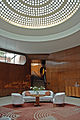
[34,96,39,106]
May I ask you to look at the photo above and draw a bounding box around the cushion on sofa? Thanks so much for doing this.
[45,91,50,96]
[25,91,30,96]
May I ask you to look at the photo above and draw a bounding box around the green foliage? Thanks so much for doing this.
[0,51,5,56]
[30,86,45,91]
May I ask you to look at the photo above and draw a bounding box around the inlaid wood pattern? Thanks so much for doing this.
[0,57,31,97]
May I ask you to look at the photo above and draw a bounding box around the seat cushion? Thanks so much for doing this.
[11,93,21,96]
[40,96,53,101]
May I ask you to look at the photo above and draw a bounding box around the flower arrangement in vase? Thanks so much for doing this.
[30,86,45,95]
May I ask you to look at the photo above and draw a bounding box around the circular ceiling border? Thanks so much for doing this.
[0,0,80,28]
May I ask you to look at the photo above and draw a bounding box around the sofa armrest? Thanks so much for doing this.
[22,91,26,97]
[50,91,54,98]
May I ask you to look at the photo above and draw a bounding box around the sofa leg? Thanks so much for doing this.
[53,104,56,107]
[53,104,65,107]
[12,104,24,107]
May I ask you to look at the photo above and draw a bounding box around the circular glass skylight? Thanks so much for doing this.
[0,0,80,29]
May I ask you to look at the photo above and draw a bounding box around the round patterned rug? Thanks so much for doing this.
[34,108,57,120]
[1,103,80,120]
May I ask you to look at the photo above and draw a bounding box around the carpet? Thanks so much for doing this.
[0,103,80,120]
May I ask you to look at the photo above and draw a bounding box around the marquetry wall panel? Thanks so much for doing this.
[0,57,31,97]
[46,46,80,97]
[31,64,41,77]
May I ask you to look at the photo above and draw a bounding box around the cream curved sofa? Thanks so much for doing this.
[22,90,54,102]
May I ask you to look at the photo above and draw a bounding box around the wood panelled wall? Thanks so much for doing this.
[0,57,31,97]
[46,46,80,96]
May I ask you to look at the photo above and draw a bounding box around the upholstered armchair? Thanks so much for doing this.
[53,92,65,105]
[0,117,11,120]
[11,93,24,105]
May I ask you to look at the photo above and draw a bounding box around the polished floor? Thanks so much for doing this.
[0,96,80,106]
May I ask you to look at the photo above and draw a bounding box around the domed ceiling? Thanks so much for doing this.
[0,0,80,29]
